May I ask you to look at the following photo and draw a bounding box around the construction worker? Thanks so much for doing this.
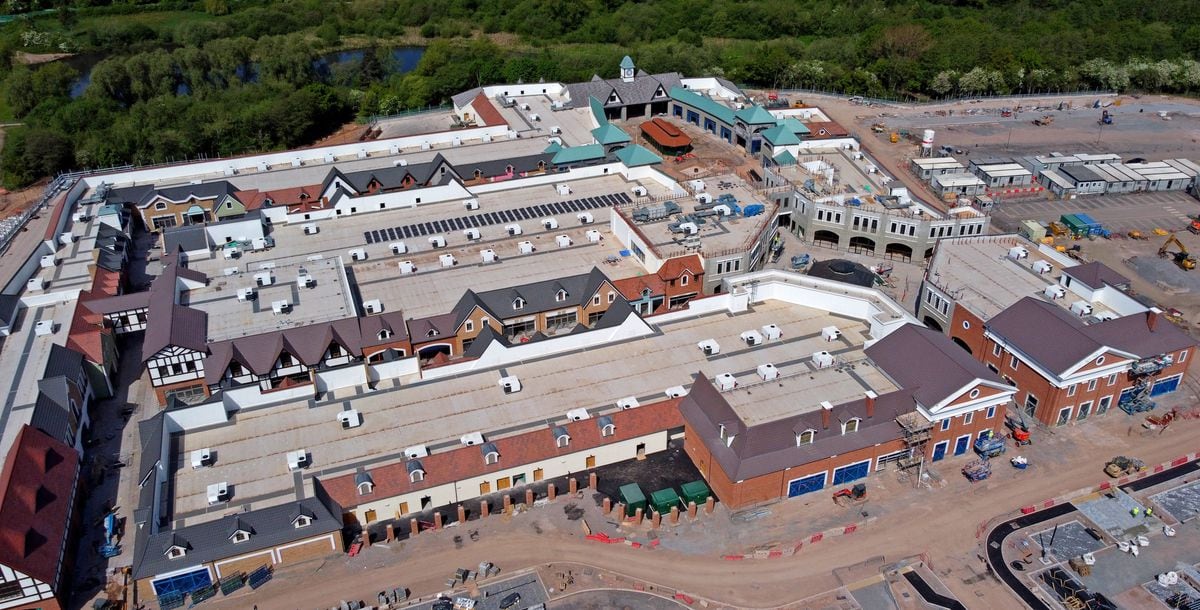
[1146,507,1154,518]
[1131,507,1142,518]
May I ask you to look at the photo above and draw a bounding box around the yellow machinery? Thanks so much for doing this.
[1158,233,1197,270]
[889,132,899,143]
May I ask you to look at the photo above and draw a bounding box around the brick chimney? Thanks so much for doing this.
[1147,309,1160,332]
[820,401,833,429]
[864,390,877,419]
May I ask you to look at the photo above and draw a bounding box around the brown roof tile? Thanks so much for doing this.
[0,426,79,588]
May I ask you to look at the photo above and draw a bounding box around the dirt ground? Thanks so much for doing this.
[190,384,1200,610]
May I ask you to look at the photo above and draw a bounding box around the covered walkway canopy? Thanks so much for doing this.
[640,118,692,155]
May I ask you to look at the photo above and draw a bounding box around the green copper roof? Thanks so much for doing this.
[735,104,777,125]
[761,124,801,146]
[614,144,662,167]
[773,150,797,165]
[620,55,635,70]
[589,96,607,127]
[669,87,734,124]
[592,123,631,145]
[552,143,607,165]
[780,117,811,135]
[544,141,563,154]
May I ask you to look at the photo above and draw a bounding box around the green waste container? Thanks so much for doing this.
[680,480,711,506]
[650,488,681,515]
[619,483,646,517]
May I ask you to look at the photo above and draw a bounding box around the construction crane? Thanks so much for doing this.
[1157,233,1196,270]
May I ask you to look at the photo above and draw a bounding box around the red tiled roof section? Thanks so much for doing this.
[806,120,849,139]
[322,398,683,509]
[470,93,507,128]
[612,275,666,301]
[657,255,703,281]
[640,118,691,148]
[0,425,79,587]
[232,189,269,211]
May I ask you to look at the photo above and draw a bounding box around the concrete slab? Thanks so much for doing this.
[1152,480,1200,523]
[1075,490,1156,539]
[1026,520,1106,563]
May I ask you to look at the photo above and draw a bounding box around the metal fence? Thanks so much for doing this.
[748,87,1119,109]
[364,104,453,127]
[0,173,77,256]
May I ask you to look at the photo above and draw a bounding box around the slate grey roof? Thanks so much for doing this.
[354,470,373,487]
[132,497,341,580]
[865,324,1007,408]
[678,375,914,482]
[142,257,209,360]
[131,412,167,574]
[337,155,452,194]
[405,459,423,474]
[1065,262,1129,290]
[139,181,237,209]
[481,442,499,456]
[808,259,876,288]
[30,379,76,447]
[454,153,553,179]
[203,317,363,383]
[453,267,613,324]
[43,344,85,380]
[451,87,484,109]
[566,72,682,109]
[1059,165,1105,184]
[0,294,20,329]
[162,224,208,255]
[551,426,569,440]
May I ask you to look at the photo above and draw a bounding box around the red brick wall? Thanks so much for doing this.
[949,307,987,357]
[927,405,1007,458]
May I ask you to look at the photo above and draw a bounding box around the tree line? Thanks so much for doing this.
[2,0,1200,186]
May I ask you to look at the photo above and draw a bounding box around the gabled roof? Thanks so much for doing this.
[592,123,631,145]
[0,425,79,588]
[142,258,209,361]
[614,144,662,167]
[459,267,613,322]
[162,224,208,254]
[203,317,364,383]
[866,324,1008,409]
[773,150,797,166]
[567,72,682,110]
[735,105,777,125]
[132,181,237,209]
[30,377,78,447]
[132,497,341,580]
[657,255,704,281]
[806,121,850,139]
[43,344,85,381]
[552,144,606,165]
[454,153,553,180]
[469,92,507,127]
[1064,262,1129,290]
[779,117,811,135]
[760,124,801,146]
[669,87,734,124]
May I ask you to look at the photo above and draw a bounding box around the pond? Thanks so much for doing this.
[67,46,425,98]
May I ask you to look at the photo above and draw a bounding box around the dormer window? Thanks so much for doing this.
[426,329,438,338]
[608,292,616,304]
[356,471,374,496]
[513,297,525,310]
[842,418,861,434]
[474,169,483,179]
[796,429,816,445]
[357,481,373,494]
[555,289,567,302]
[556,434,570,448]
[410,469,424,483]
[601,423,615,437]
[167,546,186,559]
[377,329,392,341]
[482,442,500,465]
[505,165,514,174]
[293,515,313,528]
[231,530,250,543]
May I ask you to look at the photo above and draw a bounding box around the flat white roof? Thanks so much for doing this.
[1075,153,1123,163]
[934,173,985,187]
[1038,169,1075,190]
[976,163,1031,176]
[911,157,962,168]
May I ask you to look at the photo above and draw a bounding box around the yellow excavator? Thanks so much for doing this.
[1158,233,1197,270]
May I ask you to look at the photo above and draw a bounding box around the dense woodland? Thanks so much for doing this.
[1,0,1199,186]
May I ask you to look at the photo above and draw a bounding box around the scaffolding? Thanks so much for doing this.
[1121,353,1173,414]
[896,412,933,487]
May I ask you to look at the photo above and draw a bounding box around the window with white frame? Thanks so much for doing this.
[1180,349,1188,363]
[992,343,1002,357]
[231,530,250,543]
[377,329,392,340]
[484,451,499,465]
[601,423,615,437]
[1107,373,1117,386]
[796,429,815,445]
[513,297,525,310]
[1087,378,1097,391]
[555,289,567,302]
[940,418,951,431]
[556,434,570,448]
[1010,355,1019,370]
[294,515,312,528]
[1067,384,1076,397]
[842,418,861,434]
[465,320,474,333]
[964,412,973,425]
[607,291,616,303]
[592,295,601,306]
[409,469,424,483]
[986,405,996,419]
[681,274,689,286]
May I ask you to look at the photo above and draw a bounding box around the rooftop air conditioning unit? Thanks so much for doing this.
[258,262,276,270]
[555,235,572,248]
[286,449,309,471]
[696,193,713,204]
[191,448,212,469]
[812,351,834,369]
[206,482,229,505]
[297,274,314,288]
[363,299,382,314]
[323,153,335,163]
[39,255,56,268]
[389,144,400,155]
[578,212,594,224]
[439,253,457,267]
[632,186,647,197]
[390,242,407,255]
[303,223,319,235]
[518,241,535,254]
[757,363,779,381]
[357,148,368,159]
[665,386,688,399]
[740,330,763,346]
[421,141,432,150]
[429,235,446,248]
[255,272,274,286]
[1008,246,1029,260]
[821,326,840,342]
[566,408,590,421]
[542,218,559,230]
[349,248,367,261]
[1044,284,1066,299]
[1032,260,1053,274]
[405,445,429,459]
[460,432,485,446]
[499,376,522,394]
[272,299,291,314]
[761,324,782,340]
[337,410,363,429]
[506,224,523,236]
[398,260,415,274]
[585,230,602,243]
[713,204,732,216]
[464,228,481,241]
[616,396,640,410]
[555,184,570,195]
[34,321,54,336]
[257,161,269,172]
[1070,301,1093,317]
[697,339,720,356]
[715,373,737,392]
[291,157,302,168]
[237,287,256,302]
[550,126,562,135]
[464,199,479,210]
[223,267,240,277]
[481,249,497,263]
[306,254,324,262]
[393,158,407,167]
[26,278,45,292]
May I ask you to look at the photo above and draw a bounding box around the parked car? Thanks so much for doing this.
[500,592,522,609]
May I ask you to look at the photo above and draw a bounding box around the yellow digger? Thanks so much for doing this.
[1158,233,1197,270]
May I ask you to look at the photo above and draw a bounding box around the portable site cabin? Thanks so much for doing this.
[680,480,711,506]
[1060,213,1100,237]
[1018,220,1046,242]
[620,483,646,517]
[1074,213,1103,235]
[650,488,681,515]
